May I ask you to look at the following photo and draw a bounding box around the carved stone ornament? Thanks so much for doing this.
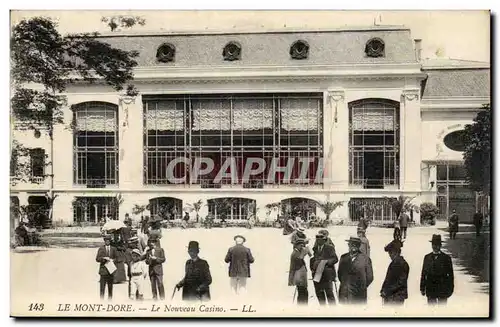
[156,43,176,63]
[327,91,344,123]
[290,40,309,60]
[403,90,420,101]
[223,42,242,61]
[365,38,385,58]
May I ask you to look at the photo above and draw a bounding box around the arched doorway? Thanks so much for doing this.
[207,197,256,221]
[280,197,318,221]
[148,197,183,220]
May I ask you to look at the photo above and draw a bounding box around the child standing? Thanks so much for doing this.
[129,249,147,300]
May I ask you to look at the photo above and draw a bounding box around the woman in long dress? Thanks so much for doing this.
[111,230,127,284]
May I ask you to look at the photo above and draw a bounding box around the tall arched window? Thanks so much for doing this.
[348,99,400,189]
[73,102,119,186]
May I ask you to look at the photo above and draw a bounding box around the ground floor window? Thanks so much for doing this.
[349,197,396,221]
[148,197,183,220]
[72,197,118,223]
[207,197,256,220]
[280,197,317,220]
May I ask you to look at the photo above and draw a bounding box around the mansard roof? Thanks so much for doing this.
[421,59,490,98]
[96,25,418,67]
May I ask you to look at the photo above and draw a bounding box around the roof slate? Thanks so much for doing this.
[98,29,417,67]
[422,69,490,98]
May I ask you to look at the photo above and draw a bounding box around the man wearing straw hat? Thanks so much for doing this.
[337,236,373,304]
[420,234,454,305]
[128,249,148,300]
[288,238,309,305]
[176,241,212,302]
[380,240,409,305]
[310,231,338,305]
[225,235,255,296]
[95,234,118,300]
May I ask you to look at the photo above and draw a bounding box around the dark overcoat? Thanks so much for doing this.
[420,251,454,299]
[381,255,409,302]
[180,258,212,301]
[95,245,118,276]
[224,244,255,278]
[337,252,374,304]
[448,214,459,232]
[146,247,166,276]
[310,243,338,282]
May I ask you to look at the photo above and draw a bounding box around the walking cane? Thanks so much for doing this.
[333,280,339,305]
[171,286,177,300]
[292,288,297,304]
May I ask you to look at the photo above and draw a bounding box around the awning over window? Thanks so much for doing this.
[75,110,117,132]
[352,108,395,131]
[280,98,319,131]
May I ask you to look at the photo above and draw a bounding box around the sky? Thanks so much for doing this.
[10,10,490,63]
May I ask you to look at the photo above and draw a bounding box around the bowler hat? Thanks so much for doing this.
[234,235,246,243]
[188,241,200,251]
[345,236,362,244]
[131,249,141,256]
[297,227,306,233]
[384,240,403,252]
[430,234,442,244]
[315,233,327,239]
[318,229,329,237]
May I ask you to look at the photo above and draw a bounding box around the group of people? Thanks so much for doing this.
[286,219,455,307]
[14,221,40,247]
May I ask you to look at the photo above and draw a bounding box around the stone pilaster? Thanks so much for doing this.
[326,90,348,189]
[119,95,143,189]
[402,89,422,191]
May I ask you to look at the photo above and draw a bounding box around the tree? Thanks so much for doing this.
[10,17,139,189]
[192,200,203,223]
[101,15,146,32]
[318,200,344,222]
[463,104,491,196]
[132,204,147,219]
[10,140,51,185]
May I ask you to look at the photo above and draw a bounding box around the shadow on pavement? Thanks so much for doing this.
[437,225,490,290]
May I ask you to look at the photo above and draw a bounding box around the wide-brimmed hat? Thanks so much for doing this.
[234,235,246,243]
[131,249,142,256]
[346,236,362,244]
[430,234,442,244]
[128,236,139,243]
[384,240,403,252]
[297,227,306,233]
[188,241,200,251]
[293,238,306,246]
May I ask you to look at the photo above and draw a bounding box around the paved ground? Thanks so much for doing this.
[11,224,489,317]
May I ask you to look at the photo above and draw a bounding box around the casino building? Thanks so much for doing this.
[10,25,490,226]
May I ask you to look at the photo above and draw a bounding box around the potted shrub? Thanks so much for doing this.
[420,202,439,226]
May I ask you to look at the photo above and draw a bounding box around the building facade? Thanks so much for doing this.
[10,26,490,226]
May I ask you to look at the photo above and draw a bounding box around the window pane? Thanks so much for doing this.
[437,165,447,180]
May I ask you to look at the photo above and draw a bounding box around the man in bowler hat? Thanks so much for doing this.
[420,234,454,305]
[310,232,338,305]
[380,240,409,305]
[225,235,255,296]
[337,236,373,304]
[176,241,212,302]
[95,235,118,299]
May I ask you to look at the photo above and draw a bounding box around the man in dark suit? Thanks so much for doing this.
[310,232,338,305]
[399,212,410,239]
[145,237,166,300]
[225,235,255,296]
[380,240,409,305]
[420,234,454,305]
[95,235,118,299]
[176,241,213,302]
[473,211,484,237]
[337,236,373,304]
[448,210,459,240]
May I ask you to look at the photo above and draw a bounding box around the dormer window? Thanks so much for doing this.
[365,38,385,58]
[290,40,309,60]
[156,43,176,63]
[223,42,242,61]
